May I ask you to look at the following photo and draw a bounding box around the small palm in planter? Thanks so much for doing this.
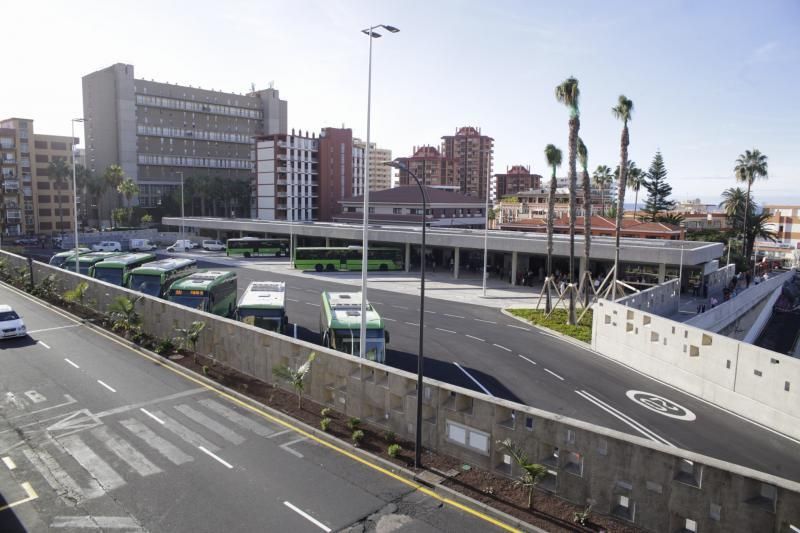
[272,352,316,409]
[498,438,548,510]
[107,295,142,337]
[173,321,206,361]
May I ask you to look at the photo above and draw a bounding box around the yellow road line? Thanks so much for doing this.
[0,482,38,512]
[2,281,521,532]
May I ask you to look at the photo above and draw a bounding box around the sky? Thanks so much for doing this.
[1,0,798,206]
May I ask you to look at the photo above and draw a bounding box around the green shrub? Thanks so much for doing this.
[384,430,396,443]
[154,338,175,355]
[507,308,593,343]
[320,407,332,418]
[351,429,364,446]
[387,444,402,457]
[347,417,361,431]
[320,417,331,432]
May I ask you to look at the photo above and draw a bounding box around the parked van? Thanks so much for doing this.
[166,239,197,252]
[130,239,157,251]
[91,241,122,252]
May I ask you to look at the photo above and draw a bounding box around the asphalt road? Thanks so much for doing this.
[175,251,800,483]
[0,284,508,532]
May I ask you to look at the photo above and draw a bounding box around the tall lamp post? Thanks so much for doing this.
[385,160,427,468]
[71,118,85,274]
[481,149,491,297]
[176,171,185,244]
[359,23,399,359]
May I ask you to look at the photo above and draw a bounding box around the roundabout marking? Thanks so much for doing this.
[626,390,696,421]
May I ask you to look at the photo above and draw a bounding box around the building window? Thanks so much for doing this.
[393,208,402,214]
[35,154,49,163]
[38,195,51,204]
[38,208,52,217]
[39,222,52,230]
[37,181,51,190]
[34,140,48,149]
[51,142,68,151]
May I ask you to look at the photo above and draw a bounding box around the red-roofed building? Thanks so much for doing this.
[395,146,449,189]
[500,215,685,240]
[494,165,542,202]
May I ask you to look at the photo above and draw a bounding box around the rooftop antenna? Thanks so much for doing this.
[269,80,275,89]
[250,82,256,92]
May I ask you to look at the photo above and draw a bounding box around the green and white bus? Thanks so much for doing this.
[167,270,237,317]
[295,246,403,272]
[61,251,123,276]
[319,291,389,363]
[226,237,288,258]
[235,281,288,333]
[127,258,197,298]
[89,252,157,287]
[49,248,91,267]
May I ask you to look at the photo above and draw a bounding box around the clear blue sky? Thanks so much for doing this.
[2,0,797,205]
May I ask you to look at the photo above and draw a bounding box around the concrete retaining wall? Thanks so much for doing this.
[5,250,800,533]
[743,286,784,344]
[617,278,680,316]
[685,270,793,332]
[705,263,736,297]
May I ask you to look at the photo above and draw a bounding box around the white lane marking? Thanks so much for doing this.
[2,456,16,470]
[391,305,408,310]
[26,324,80,334]
[8,394,77,422]
[60,434,126,491]
[199,399,277,437]
[23,447,101,502]
[383,317,397,322]
[473,318,497,324]
[95,388,205,419]
[453,362,493,397]
[153,410,219,451]
[174,404,245,444]
[544,368,564,381]
[140,408,165,425]
[92,426,162,477]
[304,302,320,307]
[64,358,80,369]
[0,482,38,512]
[38,341,51,350]
[435,327,456,334]
[281,437,307,458]
[24,390,46,403]
[465,335,485,342]
[444,313,465,319]
[198,445,233,469]
[51,516,147,531]
[287,298,300,302]
[371,301,383,305]
[518,354,537,365]
[289,286,303,290]
[97,380,117,393]
[404,322,419,327]
[507,324,530,331]
[120,418,193,465]
[424,310,436,314]
[284,501,332,532]
[493,343,512,352]
[576,390,674,447]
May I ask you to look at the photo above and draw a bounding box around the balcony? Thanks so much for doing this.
[0,143,15,150]
[6,209,21,222]
[3,180,19,194]
[1,158,16,165]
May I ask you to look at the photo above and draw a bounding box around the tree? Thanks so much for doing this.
[592,165,613,216]
[108,295,141,335]
[745,209,777,259]
[272,352,317,409]
[174,321,206,361]
[577,138,592,305]
[555,77,581,325]
[79,166,107,226]
[103,164,126,222]
[544,144,563,313]
[47,158,71,237]
[111,208,127,228]
[618,161,644,221]
[117,177,140,225]
[140,213,153,226]
[734,149,768,261]
[497,438,548,510]
[611,95,634,299]
[641,152,676,222]
[719,187,751,232]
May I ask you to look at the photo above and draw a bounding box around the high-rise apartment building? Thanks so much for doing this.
[353,138,392,191]
[0,118,76,237]
[397,127,493,198]
[494,165,542,202]
[82,63,288,217]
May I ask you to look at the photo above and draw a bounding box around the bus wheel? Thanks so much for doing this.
[379,264,388,272]
[244,252,251,258]
[315,264,323,272]
[325,264,336,272]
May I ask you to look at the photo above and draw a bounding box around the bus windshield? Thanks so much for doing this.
[332,328,385,360]
[238,308,284,331]
[64,262,91,275]
[130,274,163,297]
[93,268,123,286]
[169,294,209,311]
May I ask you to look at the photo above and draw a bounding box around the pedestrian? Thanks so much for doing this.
[431,259,436,273]
[711,296,718,308]
[697,304,701,314]
[449,257,454,272]
[746,272,752,288]
[701,304,706,313]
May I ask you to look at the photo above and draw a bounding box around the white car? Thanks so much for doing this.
[201,239,226,251]
[166,239,198,252]
[91,241,122,252]
[0,305,26,339]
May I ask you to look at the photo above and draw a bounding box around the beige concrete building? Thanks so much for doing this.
[0,118,76,237]
[353,138,392,191]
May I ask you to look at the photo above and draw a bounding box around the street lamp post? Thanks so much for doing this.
[482,150,491,297]
[71,118,85,274]
[385,160,427,468]
[176,171,185,244]
[359,23,399,359]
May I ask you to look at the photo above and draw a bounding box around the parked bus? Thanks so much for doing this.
[294,246,403,272]
[319,291,389,363]
[49,248,91,267]
[127,258,197,298]
[235,281,288,333]
[226,237,288,258]
[166,270,237,317]
[89,252,156,287]
[61,251,123,276]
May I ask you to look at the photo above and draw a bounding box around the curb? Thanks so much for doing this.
[500,308,594,352]
[1,280,541,533]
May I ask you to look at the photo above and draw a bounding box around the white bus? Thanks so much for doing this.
[235,281,288,333]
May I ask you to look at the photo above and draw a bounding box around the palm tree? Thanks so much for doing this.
[103,164,126,223]
[555,77,580,325]
[117,178,140,226]
[544,144,563,313]
[611,95,634,299]
[578,138,592,305]
[47,158,71,238]
[734,149,768,262]
[719,187,750,232]
[622,161,644,221]
[592,165,613,216]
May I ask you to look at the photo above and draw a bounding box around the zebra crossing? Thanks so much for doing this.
[6,397,311,506]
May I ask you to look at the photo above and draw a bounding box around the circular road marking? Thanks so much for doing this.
[625,390,696,421]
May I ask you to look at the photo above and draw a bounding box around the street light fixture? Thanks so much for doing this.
[176,171,185,245]
[359,23,399,359]
[482,149,491,298]
[384,159,427,468]
[71,118,85,274]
